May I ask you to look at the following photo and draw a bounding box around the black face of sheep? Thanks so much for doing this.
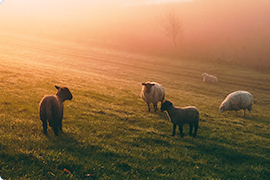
[160,100,173,112]
[161,100,199,138]
[39,86,73,136]
[55,85,73,101]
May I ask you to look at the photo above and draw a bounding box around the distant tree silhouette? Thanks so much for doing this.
[159,9,182,48]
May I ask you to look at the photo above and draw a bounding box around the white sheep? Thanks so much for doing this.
[39,86,73,136]
[141,81,165,112]
[161,100,199,138]
[201,73,218,83]
[219,90,253,117]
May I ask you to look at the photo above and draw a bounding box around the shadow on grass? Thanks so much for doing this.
[186,136,270,179]
[1,133,133,179]
[44,132,168,179]
[0,143,54,179]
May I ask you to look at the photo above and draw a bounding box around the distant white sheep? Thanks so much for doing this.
[141,81,165,112]
[39,86,73,136]
[201,73,218,83]
[161,100,199,138]
[219,90,253,117]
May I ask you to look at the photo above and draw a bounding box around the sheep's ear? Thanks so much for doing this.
[55,85,60,90]
[161,100,166,105]
[142,83,146,85]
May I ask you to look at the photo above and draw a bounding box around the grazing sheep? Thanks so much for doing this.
[39,86,73,136]
[201,73,218,83]
[219,90,253,117]
[141,81,165,112]
[161,100,199,138]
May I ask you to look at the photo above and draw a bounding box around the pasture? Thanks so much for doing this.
[0,32,269,179]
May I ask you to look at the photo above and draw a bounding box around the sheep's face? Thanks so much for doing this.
[161,100,173,112]
[219,106,224,113]
[55,86,73,101]
[142,82,155,93]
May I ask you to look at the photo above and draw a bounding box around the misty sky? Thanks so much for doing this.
[1,0,270,63]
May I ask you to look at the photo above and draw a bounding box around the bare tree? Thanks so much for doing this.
[159,9,182,48]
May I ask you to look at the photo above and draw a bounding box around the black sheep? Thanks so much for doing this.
[161,100,199,138]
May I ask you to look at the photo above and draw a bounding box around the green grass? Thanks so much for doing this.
[0,33,270,179]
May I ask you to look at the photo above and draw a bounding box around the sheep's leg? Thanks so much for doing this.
[179,125,184,137]
[172,124,176,136]
[53,127,59,136]
[247,106,252,117]
[147,103,150,112]
[249,110,252,117]
[59,119,63,131]
[153,103,158,112]
[193,125,198,138]
[42,120,48,135]
[189,124,193,136]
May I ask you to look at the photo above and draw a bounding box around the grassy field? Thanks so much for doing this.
[0,32,269,179]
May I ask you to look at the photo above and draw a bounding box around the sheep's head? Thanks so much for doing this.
[161,100,173,112]
[55,85,73,101]
[142,82,155,93]
[219,105,224,113]
[201,73,208,77]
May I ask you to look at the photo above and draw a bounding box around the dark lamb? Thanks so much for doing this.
[161,100,199,138]
[39,85,73,136]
